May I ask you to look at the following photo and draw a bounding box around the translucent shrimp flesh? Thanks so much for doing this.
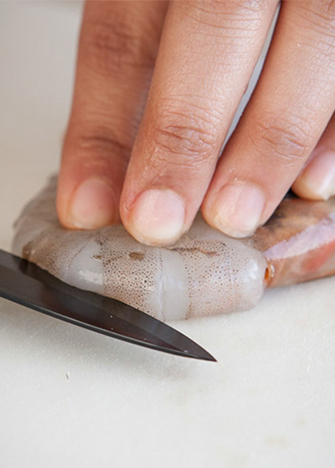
[12,177,335,321]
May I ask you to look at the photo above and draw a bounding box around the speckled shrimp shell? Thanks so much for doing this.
[12,177,335,320]
[13,177,267,321]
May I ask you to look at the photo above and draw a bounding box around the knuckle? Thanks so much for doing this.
[250,114,314,166]
[68,123,131,171]
[181,0,266,31]
[81,17,156,75]
[149,103,219,164]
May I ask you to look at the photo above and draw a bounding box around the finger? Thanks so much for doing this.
[292,112,335,200]
[57,0,167,229]
[203,0,335,237]
[120,0,279,246]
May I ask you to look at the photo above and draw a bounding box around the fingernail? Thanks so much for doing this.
[69,178,115,229]
[293,151,335,200]
[129,189,185,246]
[210,182,265,237]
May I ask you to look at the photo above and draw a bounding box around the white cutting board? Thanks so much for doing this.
[0,3,334,467]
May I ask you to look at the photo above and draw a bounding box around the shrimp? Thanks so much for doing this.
[12,177,335,321]
[246,195,335,287]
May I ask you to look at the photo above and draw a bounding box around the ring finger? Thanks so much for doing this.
[203,0,335,237]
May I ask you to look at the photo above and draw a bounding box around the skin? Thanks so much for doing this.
[57,0,335,247]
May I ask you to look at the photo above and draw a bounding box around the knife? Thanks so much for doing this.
[0,249,215,361]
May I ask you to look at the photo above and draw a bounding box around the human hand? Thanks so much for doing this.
[57,0,335,246]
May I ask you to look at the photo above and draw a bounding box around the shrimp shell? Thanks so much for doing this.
[246,195,335,287]
[13,177,266,321]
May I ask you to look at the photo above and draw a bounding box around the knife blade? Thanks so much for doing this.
[0,249,215,361]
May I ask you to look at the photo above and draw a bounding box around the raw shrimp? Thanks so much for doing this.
[12,177,335,321]
[246,195,335,287]
[12,177,266,320]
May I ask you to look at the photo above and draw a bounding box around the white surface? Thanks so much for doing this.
[0,3,335,468]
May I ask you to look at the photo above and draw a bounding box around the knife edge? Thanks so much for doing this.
[0,249,216,361]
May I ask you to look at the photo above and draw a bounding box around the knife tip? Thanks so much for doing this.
[182,347,217,362]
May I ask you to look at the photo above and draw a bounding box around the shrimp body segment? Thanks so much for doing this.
[13,178,335,320]
[13,177,267,320]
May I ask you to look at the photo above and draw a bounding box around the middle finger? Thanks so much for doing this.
[120,0,279,246]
